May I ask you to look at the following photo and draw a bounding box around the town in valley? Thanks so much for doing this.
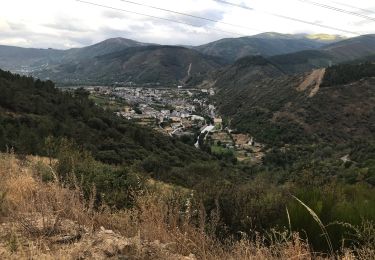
[74,85,265,163]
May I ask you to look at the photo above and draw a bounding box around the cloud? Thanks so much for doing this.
[352,18,375,26]
[0,0,374,49]
[43,18,90,33]
[101,10,127,19]
[8,22,27,31]
[0,19,10,31]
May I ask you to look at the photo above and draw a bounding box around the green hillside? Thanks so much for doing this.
[0,37,148,73]
[34,45,226,85]
[0,69,216,173]
[266,35,375,74]
[1,66,375,254]
[194,32,335,62]
[214,60,375,146]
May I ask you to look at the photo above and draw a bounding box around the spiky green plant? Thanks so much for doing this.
[292,195,334,256]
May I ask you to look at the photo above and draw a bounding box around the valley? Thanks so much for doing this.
[1,28,375,259]
[80,85,266,163]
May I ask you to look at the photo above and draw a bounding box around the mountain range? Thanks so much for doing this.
[1,28,375,258]
[0,33,374,86]
[193,32,346,62]
[0,38,147,73]
[33,45,226,85]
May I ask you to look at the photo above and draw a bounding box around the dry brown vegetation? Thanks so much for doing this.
[0,152,373,259]
[296,68,325,97]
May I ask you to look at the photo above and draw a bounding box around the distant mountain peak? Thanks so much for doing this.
[251,32,294,39]
[91,37,143,47]
[194,32,332,62]
[100,37,139,44]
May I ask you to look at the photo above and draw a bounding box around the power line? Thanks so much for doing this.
[118,0,261,33]
[214,0,253,11]
[268,13,360,36]
[213,0,362,36]
[328,0,375,15]
[76,0,246,37]
[298,0,375,23]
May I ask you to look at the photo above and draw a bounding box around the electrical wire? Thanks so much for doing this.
[77,0,375,39]
[213,0,362,36]
[298,0,375,23]
[328,0,375,15]
[118,0,261,33]
[76,0,247,37]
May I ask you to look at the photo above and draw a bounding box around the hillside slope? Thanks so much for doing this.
[214,55,286,88]
[194,32,343,62]
[0,69,213,169]
[322,34,375,62]
[0,45,64,72]
[0,37,149,74]
[61,37,149,62]
[1,67,375,257]
[214,60,375,145]
[264,34,375,74]
[34,45,226,85]
[4,153,370,259]
[1,34,373,85]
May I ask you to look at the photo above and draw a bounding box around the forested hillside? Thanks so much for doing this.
[0,37,148,73]
[214,60,375,145]
[0,45,64,72]
[1,34,374,86]
[251,35,375,75]
[34,45,226,85]
[211,61,375,251]
[322,62,375,86]
[1,70,375,255]
[194,32,340,62]
[322,34,375,61]
[0,69,215,168]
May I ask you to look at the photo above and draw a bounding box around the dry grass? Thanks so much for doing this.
[0,152,374,259]
[0,153,91,235]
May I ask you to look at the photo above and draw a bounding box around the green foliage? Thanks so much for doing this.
[286,185,375,251]
[0,69,211,167]
[7,232,18,253]
[1,69,375,253]
[210,145,236,163]
[215,61,375,146]
[0,191,6,216]
[33,161,54,182]
[54,139,145,208]
[322,62,375,86]
[35,45,224,85]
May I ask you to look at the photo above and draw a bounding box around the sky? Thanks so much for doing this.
[0,0,374,49]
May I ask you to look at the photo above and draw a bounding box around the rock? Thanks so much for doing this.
[104,229,114,234]
[53,234,82,244]
[164,242,178,252]
[99,226,114,235]
[102,238,118,257]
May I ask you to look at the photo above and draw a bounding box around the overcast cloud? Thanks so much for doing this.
[0,0,374,49]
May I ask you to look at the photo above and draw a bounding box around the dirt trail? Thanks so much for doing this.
[297,68,325,97]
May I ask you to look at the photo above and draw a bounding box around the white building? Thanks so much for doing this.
[201,125,215,134]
